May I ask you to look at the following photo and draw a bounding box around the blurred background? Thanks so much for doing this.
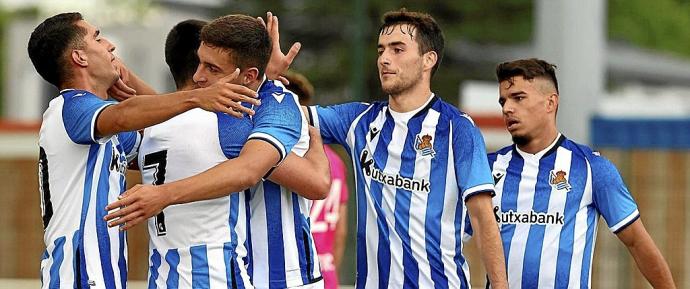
[1,0,689,288]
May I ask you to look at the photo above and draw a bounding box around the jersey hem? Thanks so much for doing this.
[611,210,640,234]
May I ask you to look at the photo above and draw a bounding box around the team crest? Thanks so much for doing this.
[549,170,571,192]
[415,134,435,158]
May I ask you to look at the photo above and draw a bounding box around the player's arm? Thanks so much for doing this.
[104,139,280,230]
[466,193,508,289]
[95,70,259,138]
[615,219,676,288]
[268,127,331,200]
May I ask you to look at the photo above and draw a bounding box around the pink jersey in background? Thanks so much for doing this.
[310,146,349,289]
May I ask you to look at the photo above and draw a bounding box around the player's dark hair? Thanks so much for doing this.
[201,14,271,76]
[165,19,207,89]
[379,8,445,76]
[496,58,559,94]
[28,12,86,87]
[284,71,314,105]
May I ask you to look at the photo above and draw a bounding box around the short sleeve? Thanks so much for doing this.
[118,131,140,162]
[452,115,495,201]
[248,89,303,162]
[591,156,639,233]
[217,112,254,159]
[61,90,115,144]
[308,102,369,146]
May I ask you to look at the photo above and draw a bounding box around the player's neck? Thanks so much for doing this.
[388,82,432,113]
[516,126,560,154]
[60,72,110,100]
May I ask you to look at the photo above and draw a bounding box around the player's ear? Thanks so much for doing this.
[547,93,559,113]
[71,50,88,67]
[243,67,260,85]
[423,51,437,72]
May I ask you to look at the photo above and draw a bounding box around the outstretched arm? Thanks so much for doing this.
[95,70,259,138]
[104,139,280,230]
[268,127,331,200]
[466,193,508,289]
[617,219,676,289]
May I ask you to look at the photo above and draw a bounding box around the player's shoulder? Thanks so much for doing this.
[61,89,99,101]
[432,97,478,129]
[258,80,298,103]
[562,137,617,172]
[488,144,514,161]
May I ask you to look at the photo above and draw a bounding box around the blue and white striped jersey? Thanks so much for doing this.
[308,95,495,289]
[139,107,253,289]
[483,134,639,289]
[245,80,322,289]
[39,89,139,289]
[139,79,318,289]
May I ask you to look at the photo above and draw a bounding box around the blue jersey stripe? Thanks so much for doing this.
[190,245,210,288]
[119,230,127,289]
[580,206,597,287]
[372,115,395,289]
[426,119,449,289]
[500,152,524,261]
[148,250,161,289]
[72,231,79,289]
[78,144,100,288]
[521,152,557,288]
[354,113,373,288]
[224,243,237,289]
[49,236,66,289]
[554,149,587,287]
[291,193,310,284]
[165,249,180,289]
[263,181,287,286]
[453,200,469,289]
[397,117,421,289]
[96,143,116,289]
[244,190,254,279]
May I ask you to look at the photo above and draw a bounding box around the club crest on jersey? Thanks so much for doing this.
[549,170,571,192]
[415,133,435,158]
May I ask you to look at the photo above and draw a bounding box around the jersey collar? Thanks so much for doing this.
[515,133,565,160]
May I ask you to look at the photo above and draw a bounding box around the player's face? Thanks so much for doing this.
[377,24,424,96]
[76,20,118,85]
[193,42,241,88]
[498,76,553,145]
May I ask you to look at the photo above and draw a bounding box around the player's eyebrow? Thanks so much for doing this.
[510,91,526,97]
[377,41,406,49]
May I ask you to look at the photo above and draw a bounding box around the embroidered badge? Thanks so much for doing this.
[415,134,435,158]
[549,170,571,192]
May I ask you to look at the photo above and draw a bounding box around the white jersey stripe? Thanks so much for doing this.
[537,147,572,288]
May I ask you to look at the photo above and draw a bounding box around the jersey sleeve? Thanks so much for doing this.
[118,131,141,163]
[308,102,369,146]
[248,90,303,162]
[590,155,639,233]
[61,91,116,144]
[452,115,495,202]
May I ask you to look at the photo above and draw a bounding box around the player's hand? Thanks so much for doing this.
[108,58,137,101]
[307,126,323,149]
[103,184,170,230]
[259,11,301,81]
[194,69,260,118]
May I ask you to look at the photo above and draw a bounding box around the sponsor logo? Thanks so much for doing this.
[494,206,565,225]
[109,146,128,176]
[549,170,571,192]
[415,133,435,158]
[359,149,430,193]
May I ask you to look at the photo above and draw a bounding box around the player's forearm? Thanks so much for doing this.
[332,205,348,268]
[467,194,508,289]
[97,91,199,136]
[163,158,258,205]
[268,152,331,200]
[622,224,676,288]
